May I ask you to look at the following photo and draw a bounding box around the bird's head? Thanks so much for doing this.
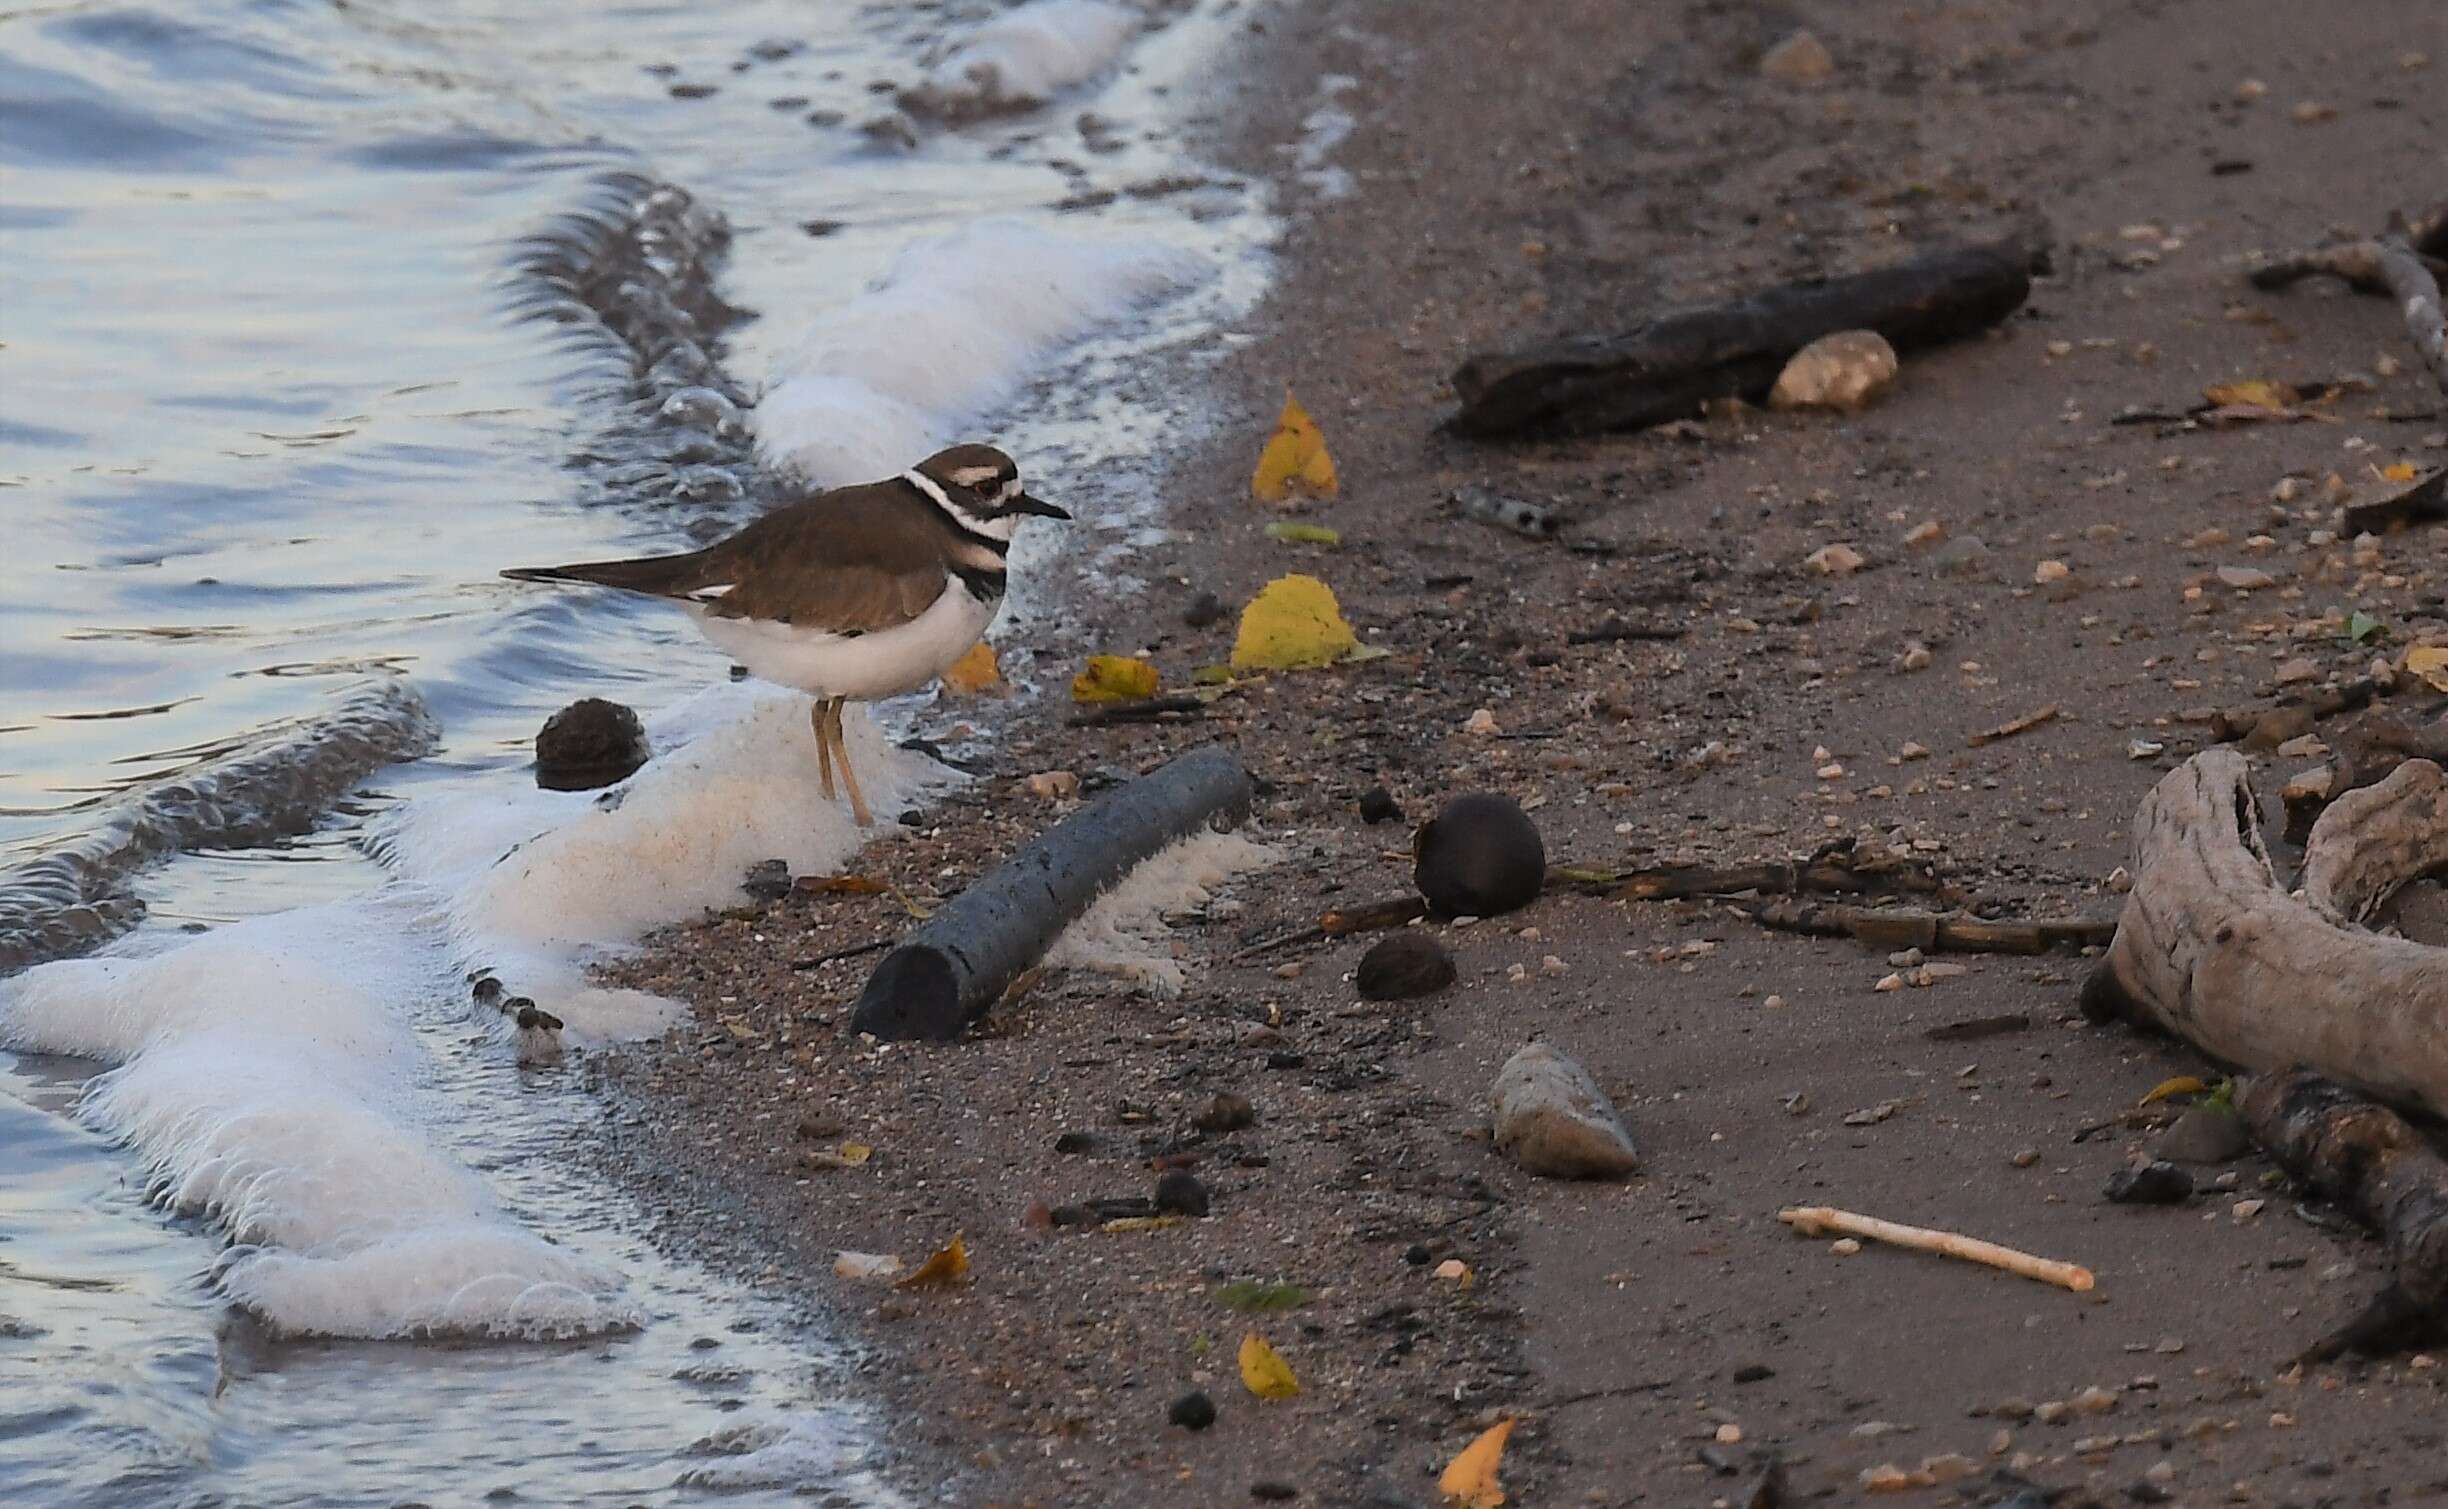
[911,443,1070,541]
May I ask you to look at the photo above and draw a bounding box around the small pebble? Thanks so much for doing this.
[1169,1390,1217,1430]
[1154,1170,1211,1218]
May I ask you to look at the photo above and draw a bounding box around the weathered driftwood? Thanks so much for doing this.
[2342,465,2446,537]
[2086,749,2448,1115]
[2250,201,2448,397]
[2239,1071,2448,1363]
[1446,233,2040,439]
[1745,902,2116,955]
[850,745,1253,1041]
[2207,675,2385,749]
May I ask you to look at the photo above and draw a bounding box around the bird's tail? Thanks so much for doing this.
[500,553,704,593]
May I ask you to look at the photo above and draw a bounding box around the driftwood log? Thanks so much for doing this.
[2087,748,2448,1114]
[1446,232,2041,439]
[2250,200,2448,397]
[1745,902,2116,955]
[2239,1070,2448,1363]
[850,745,1253,1041]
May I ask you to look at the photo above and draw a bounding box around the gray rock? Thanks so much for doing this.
[1490,1042,1639,1179]
[2158,1104,2251,1164]
[1929,534,1997,582]
[1759,29,1834,83]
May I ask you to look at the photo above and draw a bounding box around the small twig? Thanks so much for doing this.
[1068,694,1214,728]
[1566,618,1688,645]
[1542,1378,1676,1410]
[1968,704,2058,747]
[790,938,892,971]
[1778,1205,2095,1292]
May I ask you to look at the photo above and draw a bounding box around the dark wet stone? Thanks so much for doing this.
[1053,1130,1100,1154]
[741,858,791,902]
[1192,1092,1255,1134]
[1355,933,1456,1001]
[1182,590,1227,629]
[1414,793,1546,917]
[1154,1170,1210,1218]
[1733,1363,1776,1383]
[470,974,504,1007]
[1357,785,1402,825]
[1265,1050,1306,1070]
[534,697,648,791]
[1168,1390,1216,1430]
[2158,1104,2251,1164]
[1251,1483,1298,1502]
[1402,1243,1433,1266]
[2104,1160,2194,1205]
[1049,1204,1097,1229]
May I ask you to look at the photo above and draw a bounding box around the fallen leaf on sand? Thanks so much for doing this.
[1071,654,1160,703]
[1438,1418,1515,1508]
[1232,574,1384,672]
[1263,521,1343,545]
[2380,461,2419,483]
[940,640,1002,695]
[2203,379,2298,411]
[804,1141,875,1169]
[1252,388,1338,504]
[1215,1280,1313,1313]
[1237,1332,1299,1399]
[894,1234,969,1290]
[2139,1075,2208,1107]
[2408,645,2448,693]
[796,873,889,896]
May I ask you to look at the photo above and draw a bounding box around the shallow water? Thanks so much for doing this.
[0,0,1276,1500]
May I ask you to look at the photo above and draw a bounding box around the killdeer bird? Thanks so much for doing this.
[504,443,1067,826]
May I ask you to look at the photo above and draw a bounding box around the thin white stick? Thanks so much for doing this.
[1779,1204,2095,1292]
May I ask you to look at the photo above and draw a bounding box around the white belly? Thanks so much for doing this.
[690,585,997,700]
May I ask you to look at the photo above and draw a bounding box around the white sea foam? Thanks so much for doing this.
[912,0,1142,115]
[1292,73,1360,199]
[678,1412,898,1490]
[754,220,1205,484]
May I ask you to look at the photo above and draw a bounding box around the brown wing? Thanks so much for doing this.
[698,483,955,633]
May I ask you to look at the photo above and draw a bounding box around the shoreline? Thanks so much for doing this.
[595,1,2448,1503]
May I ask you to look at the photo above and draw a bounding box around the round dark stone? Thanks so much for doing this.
[1192,1092,1256,1134]
[1250,1482,1298,1502]
[1154,1170,1211,1218]
[1182,591,1227,629]
[1265,1050,1306,1071]
[2103,1160,2193,1205]
[1355,933,1457,1001]
[1053,1131,1099,1154]
[1413,792,1546,918]
[1402,1243,1433,1266]
[534,697,649,791]
[1357,785,1402,825]
[1167,1390,1216,1430]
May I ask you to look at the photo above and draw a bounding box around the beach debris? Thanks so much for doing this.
[1452,484,1560,540]
[852,746,1252,1040]
[1356,932,1458,1000]
[1768,330,1897,413]
[2086,751,2448,1115]
[1263,520,1342,546]
[1237,1333,1300,1399]
[1743,902,2113,955]
[1415,793,1546,918]
[939,640,1003,695]
[1193,1092,1256,1134]
[2159,1104,2251,1164]
[1181,590,1227,628]
[740,858,792,902]
[1433,1258,1473,1286]
[2409,646,2448,693]
[1252,387,1339,503]
[2343,465,2446,536]
[1447,231,2037,438]
[1168,1390,1217,1430]
[834,1250,906,1282]
[2249,200,2447,394]
[892,1234,969,1291]
[1215,1281,1311,1314]
[1758,29,1833,83]
[533,696,649,791]
[1777,1205,2095,1291]
[1071,654,1160,703]
[512,1003,565,1065]
[1437,1417,1515,1508]
[803,1141,875,1169]
[1358,785,1403,825]
[2103,1161,2193,1206]
[1154,1170,1210,1217]
[2138,1075,2210,1107]
[1024,770,1081,802]
[1490,1041,1640,1179]
[1231,574,1371,671]
[1803,542,1865,576]
[1968,705,2059,747]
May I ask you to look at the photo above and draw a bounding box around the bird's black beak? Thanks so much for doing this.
[1009,492,1070,521]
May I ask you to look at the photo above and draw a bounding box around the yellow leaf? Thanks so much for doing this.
[1237,1332,1299,1400]
[893,1234,969,1290]
[804,1141,875,1169]
[1071,654,1160,703]
[1438,1418,1515,1508]
[1252,388,1339,504]
[1230,574,1360,672]
[940,641,1002,695]
[2380,461,2419,483]
[2408,645,2448,693]
[2139,1075,2208,1107]
[1099,1215,1186,1233]
[2202,379,2298,411]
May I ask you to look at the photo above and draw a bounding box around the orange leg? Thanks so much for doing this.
[811,699,836,800]
[828,698,873,828]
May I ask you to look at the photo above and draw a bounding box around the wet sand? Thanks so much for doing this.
[594,1,2448,1502]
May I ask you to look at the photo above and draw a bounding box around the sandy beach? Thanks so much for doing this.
[592,1,2448,1502]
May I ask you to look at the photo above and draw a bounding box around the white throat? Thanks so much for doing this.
[902,468,1017,542]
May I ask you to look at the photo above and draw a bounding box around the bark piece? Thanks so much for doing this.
[850,745,1254,1041]
[1745,902,2114,955]
[1447,234,2039,439]
[1490,1042,1639,1179]
[2090,749,2448,1113]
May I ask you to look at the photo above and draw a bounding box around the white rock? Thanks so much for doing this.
[1489,1041,1640,1179]
[1770,330,1898,413]
[1806,542,1866,576]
